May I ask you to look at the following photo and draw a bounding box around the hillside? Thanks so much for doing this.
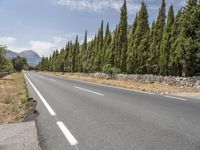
[5,50,41,66]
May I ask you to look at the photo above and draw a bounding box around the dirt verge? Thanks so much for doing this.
[0,73,37,124]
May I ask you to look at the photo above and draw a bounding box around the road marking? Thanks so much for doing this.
[70,78,153,95]
[164,95,188,101]
[57,121,78,146]
[49,78,56,82]
[75,86,104,96]
[24,74,56,116]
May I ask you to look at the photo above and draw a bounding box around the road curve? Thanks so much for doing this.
[24,71,200,150]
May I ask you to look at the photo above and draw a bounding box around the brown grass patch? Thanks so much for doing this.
[39,72,200,94]
[0,73,30,124]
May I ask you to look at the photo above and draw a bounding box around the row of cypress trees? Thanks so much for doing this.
[37,0,200,77]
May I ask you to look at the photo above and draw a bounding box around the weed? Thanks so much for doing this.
[5,95,12,104]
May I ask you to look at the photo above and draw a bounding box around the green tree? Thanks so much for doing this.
[160,5,174,75]
[169,10,183,76]
[179,0,200,76]
[82,30,88,72]
[106,26,118,68]
[149,0,166,74]
[102,22,112,67]
[118,0,128,72]
[126,14,138,73]
[74,35,80,72]
[0,46,12,72]
[11,56,28,72]
[132,2,149,74]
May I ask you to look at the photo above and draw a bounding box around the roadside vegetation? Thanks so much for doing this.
[37,0,200,77]
[0,45,31,123]
[0,73,31,123]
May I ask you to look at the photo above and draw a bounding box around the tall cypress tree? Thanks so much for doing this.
[107,26,118,67]
[118,0,128,73]
[169,10,183,76]
[127,14,138,73]
[103,22,112,67]
[82,30,87,72]
[160,5,174,75]
[179,0,200,76]
[114,25,120,68]
[74,35,79,72]
[149,0,166,74]
[132,2,149,74]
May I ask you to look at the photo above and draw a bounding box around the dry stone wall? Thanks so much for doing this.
[65,72,200,88]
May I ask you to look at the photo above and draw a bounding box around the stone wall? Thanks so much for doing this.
[66,72,200,88]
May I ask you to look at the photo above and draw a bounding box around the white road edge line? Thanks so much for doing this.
[57,121,78,146]
[24,73,56,116]
[164,95,188,101]
[75,86,104,96]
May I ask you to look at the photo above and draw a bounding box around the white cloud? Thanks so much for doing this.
[0,33,95,57]
[0,36,67,57]
[29,37,67,57]
[0,36,16,46]
[55,0,140,14]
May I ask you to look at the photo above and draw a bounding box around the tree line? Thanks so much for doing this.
[0,46,28,72]
[37,0,200,77]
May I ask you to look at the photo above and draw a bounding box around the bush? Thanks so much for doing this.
[102,64,113,74]
[102,64,121,75]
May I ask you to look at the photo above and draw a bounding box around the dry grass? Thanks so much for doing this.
[0,73,30,124]
[39,72,200,94]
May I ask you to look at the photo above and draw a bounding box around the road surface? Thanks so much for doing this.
[24,71,200,150]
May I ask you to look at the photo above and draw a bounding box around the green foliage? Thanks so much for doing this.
[102,64,121,75]
[0,46,13,72]
[160,5,174,75]
[37,0,200,77]
[118,0,128,73]
[11,56,28,72]
[149,0,166,74]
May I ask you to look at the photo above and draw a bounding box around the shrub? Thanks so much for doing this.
[102,64,121,75]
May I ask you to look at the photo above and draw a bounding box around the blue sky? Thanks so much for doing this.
[0,0,186,56]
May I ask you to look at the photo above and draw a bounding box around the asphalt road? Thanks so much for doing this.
[24,71,200,150]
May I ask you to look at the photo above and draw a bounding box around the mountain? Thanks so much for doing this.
[5,50,18,59]
[5,50,41,66]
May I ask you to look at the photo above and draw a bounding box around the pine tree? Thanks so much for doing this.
[160,5,174,75]
[118,0,128,73]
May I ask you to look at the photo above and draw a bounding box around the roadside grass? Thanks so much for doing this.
[39,72,200,94]
[0,73,29,123]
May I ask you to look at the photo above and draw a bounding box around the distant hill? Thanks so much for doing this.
[5,50,41,66]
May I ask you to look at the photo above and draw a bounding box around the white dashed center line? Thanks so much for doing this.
[164,95,188,101]
[75,86,104,96]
